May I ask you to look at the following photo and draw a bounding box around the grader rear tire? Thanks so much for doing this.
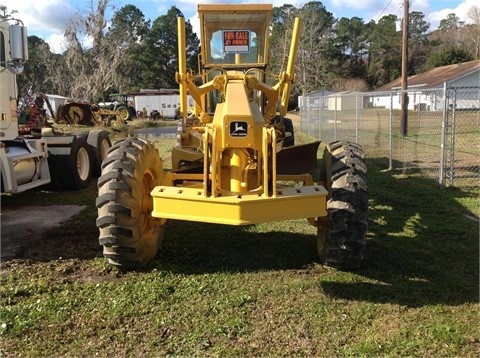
[317,141,368,270]
[96,138,164,269]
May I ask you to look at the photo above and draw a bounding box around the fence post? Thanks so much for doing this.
[439,82,447,187]
[389,92,393,169]
[334,96,337,141]
[319,96,323,140]
[355,94,359,143]
[449,88,457,187]
[301,96,304,130]
[307,97,311,137]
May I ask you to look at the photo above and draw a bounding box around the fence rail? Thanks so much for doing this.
[299,85,480,189]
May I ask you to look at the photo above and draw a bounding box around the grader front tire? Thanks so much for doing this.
[317,141,368,270]
[96,138,164,269]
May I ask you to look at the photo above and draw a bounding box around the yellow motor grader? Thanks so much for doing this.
[96,4,368,270]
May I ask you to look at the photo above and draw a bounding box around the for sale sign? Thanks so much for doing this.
[223,30,250,53]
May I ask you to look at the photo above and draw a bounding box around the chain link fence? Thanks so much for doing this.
[299,85,480,189]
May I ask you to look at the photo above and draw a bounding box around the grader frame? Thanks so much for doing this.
[151,4,327,224]
[96,3,368,271]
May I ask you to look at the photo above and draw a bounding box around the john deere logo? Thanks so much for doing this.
[230,121,248,137]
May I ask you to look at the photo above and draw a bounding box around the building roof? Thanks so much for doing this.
[375,60,480,91]
[303,89,333,97]
[44,94,70,100]
[130,89,180,96]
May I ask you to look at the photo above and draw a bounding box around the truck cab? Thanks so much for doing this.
[0,18,28,141]
[1,17,110,193]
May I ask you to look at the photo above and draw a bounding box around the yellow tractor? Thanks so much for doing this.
[96,4,368,270]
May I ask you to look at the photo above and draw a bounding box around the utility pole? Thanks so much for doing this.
[400,0,409,136]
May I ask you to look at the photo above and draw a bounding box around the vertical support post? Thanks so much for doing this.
[439,82,447,187]
[450,88,457,187]
[177,17,188,120]
[417,95,421,127]
[203,127,210,197]
[229,148,247,193]
[355,93,359,143]
[208,127,216,197]
[334,96,338,141]
[271,129,277,198]
[279,17,302,118]
[262,127,269,197]
[389,92,394,170]
[307,96,311,136]
[319,96,323,141]
[400,0,409,137]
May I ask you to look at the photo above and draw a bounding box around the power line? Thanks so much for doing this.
[375,0,395,23]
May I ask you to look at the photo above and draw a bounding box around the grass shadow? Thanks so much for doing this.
[153,220,318,273]
[320,157,479,307]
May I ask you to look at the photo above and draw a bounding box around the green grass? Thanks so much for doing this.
[1,129,479,357]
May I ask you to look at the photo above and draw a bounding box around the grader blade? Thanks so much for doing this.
[276,141,321,175]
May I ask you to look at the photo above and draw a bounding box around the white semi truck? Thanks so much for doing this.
[0,16,111,193]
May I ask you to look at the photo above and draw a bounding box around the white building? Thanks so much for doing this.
[327,91,363,111]
[43,94,70,115]
[372,60,480,111]
[298,90,333,110]
[131,89,194,119]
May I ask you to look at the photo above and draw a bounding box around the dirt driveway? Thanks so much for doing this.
[1,205,86,259]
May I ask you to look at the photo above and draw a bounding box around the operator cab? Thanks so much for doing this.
[197,4,272,115]
[198,4,271,71]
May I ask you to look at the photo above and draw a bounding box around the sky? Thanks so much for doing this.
[2,0,478,53]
